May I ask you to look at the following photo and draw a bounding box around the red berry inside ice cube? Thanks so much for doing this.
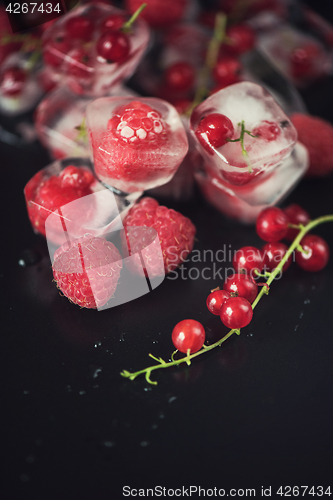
[100,14,127,33]
[65,15,94,41]
[212,56,242,87]
[96,30,130,63]
[252,120,281,141]
[195,113,234,152]
[0,66,27,97]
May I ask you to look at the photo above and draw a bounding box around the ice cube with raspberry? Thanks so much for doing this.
[190,82,297,186]
[87,97,189,193]
[24,160,97,241]
[41,3,150,96]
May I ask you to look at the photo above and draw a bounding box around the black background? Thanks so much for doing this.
[2,1,333,498]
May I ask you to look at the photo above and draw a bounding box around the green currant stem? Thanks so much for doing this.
[226,121,257,173]
[122,3,147,33]
[185,12,227,116]
[121,214,333,385]
[74,117,88,145]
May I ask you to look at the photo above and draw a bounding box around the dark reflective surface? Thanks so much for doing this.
[2,4,333,498]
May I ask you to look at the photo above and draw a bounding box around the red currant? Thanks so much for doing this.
[96,30,130,63]
[225,24,256,55]
[206,289,231,315]
[164,62,195,92]
[100,14,127,33]
[233,246,263,277]
[195,113,234,153]
[290,43,320,79]
[65,15,94,41]
[0,66,27,97]
[295,234,329,272]
[261,242,291,272]
[223,273,258,303]
[171,319,205,354]
[66,48,94,79]
[252,120,281,142]
[43,36,72,68]
[256,207,290,242]
[212,55,242,87]
[220,297,253,329]
[284,204,310,241]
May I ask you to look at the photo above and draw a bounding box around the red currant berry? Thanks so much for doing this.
[66,48,94,79]
[225,24,256,55]
[223,273,258,303]
[256,207,290,242]
[65,15,94,41]
[171,319,205,354]
[220,297,253,329]
[290,43,320,79]
[233,246,263,277]
[195,113,234,152]
[284,204,310,241]
[43,36,72,68]
[212,55,242,87]
[100,14,127,33]
[261,242,291,272]
[206,289,231,315]
[0,66,27,97]
[164,62,195,92]
[96,30,130,63]
[295,234,329,272]
[252,120,281,142]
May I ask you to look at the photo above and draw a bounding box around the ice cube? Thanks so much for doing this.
[190,81,297,186]
[86,96,189,193]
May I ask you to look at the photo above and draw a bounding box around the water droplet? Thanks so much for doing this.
[168,396,177,403]
[144,387,152,392]
[18,249,41,267]
[94,341,102,348]
[140,441,149,447]
[79,390,86,395]
[151,339,159,344]
[119,332,126,342]
[103,440,115,448]
[159,413,165,419]
[311,285,316,290]
[294,325,298,332]
[93,384,99,389]
[152,424,158,430]
[89,365,102,379]
[26,455,36,464]
[304,299,310,304]
[23,390,30,395]
[299,311,304,319]
[66,385,72,392]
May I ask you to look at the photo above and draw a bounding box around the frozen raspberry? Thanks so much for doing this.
[125,0,187,28]
[25,166,95,237]
[123,197,196,277]
[107,100,165,144]
[52,235,122,309]
[291,113,333,177]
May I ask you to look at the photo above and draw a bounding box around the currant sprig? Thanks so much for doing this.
[120,213,333,385]
[227,120,257,173]
[74,117,88,145]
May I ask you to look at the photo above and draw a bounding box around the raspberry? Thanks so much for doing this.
[25,166,95,237]
[107,100,165,144]
[291,113,333,177]
[123,197,196,277]
[125,0,187,28]
[52,235,122,309]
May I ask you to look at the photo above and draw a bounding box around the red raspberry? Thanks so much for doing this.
[123,197,196,277]
[25,166,95,237]
[291,113,333,177]
[107,100,165,144]
[52,235,122,309]
[125,0,187,28]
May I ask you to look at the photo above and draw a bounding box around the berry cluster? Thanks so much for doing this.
[121,205,332,384]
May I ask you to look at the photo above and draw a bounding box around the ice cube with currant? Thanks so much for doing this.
[34,84,138,160]
[86,96,189,194]
[41,2,150,97]
[256,22,331,87]
[195,141,309,224]
[190,81,297,187]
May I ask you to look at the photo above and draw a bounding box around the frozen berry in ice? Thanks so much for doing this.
[96,30,130,63]
[195,113,234,152]
[65,15,94,41]
[0,66,27,97]
[164,62,195,92]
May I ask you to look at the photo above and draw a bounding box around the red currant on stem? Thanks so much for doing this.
[256,207,290,242]
[206,289,231,315]
[164,62,195,92]
[223,273,258,303]
[220,296,253,330]
[295,234,329,272]
[261,242,291,273]
[232,246,263,277]
[284,204,310,241]
[224,24,256,55]
[171,320,205,354]
[212,55,242,87]
[195,113,234,153]
[96,31,130,63]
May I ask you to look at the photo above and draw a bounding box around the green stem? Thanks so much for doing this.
[121,214,333,385]
[185,12,227,116]
[122,3,147,33]
[227,121,257,173]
